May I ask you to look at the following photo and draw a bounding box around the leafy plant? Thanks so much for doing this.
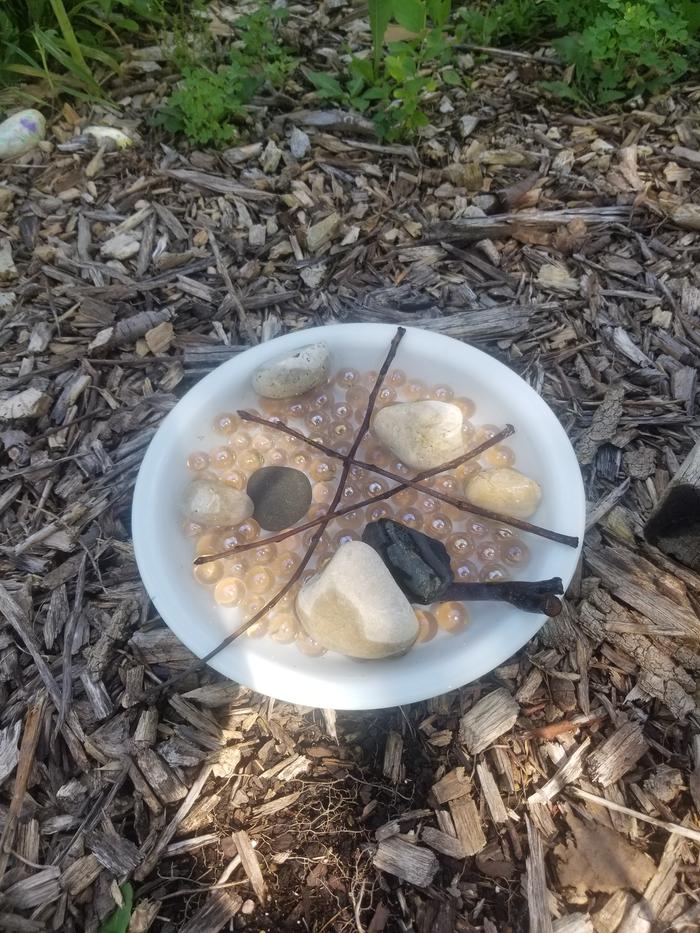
[0,0,167,100]
[98,883,133,933]
[311,0,457,141]
[455,0,700,103]
[156,5,296,146]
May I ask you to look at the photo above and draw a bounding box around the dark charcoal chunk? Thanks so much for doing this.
[247,466,312,532]
[362,519,452,605]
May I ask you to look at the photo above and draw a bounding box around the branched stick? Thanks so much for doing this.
[195,426,515,564]
[237,410,579,548]
[196,327,407,663]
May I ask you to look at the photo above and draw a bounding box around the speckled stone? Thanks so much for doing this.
[372,400,465,470]
[465,467,541,519]
[247,466,312,531]
[252,342,330,399]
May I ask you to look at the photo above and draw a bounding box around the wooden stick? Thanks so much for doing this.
[195,425,514,564]
[0,695,47,882]
[238,410,579,548]
[567,787,700,844]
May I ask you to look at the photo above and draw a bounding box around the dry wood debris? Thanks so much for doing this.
[0,7,699,928]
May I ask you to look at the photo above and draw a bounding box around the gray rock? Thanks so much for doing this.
[372,401,465,470]
[465,467,542,519]
[289,127,311,159]
[296,541,419,659]
[252,341,330,399]
[182,479,253,528]
[247,466,312,531]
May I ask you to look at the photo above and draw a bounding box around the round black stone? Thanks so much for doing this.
[247,466,312,532]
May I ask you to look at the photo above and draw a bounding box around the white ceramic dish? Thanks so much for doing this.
[132,324,585,710]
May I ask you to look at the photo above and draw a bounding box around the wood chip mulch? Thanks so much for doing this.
[1,34,699,933]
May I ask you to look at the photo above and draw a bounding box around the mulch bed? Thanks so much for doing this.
[0,19,699,932]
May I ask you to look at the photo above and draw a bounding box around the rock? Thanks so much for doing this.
[289,127,311,159]
[100,233,140,260]
[465,468,542,519]
[252,342,330,399]
[247,466,312,532]
[84,125,133,149]
[0,239,17,282]
[0,110,46,161]
[306,212,341,252]
[362,519,452,604]
[372,401,465,471]
[182,479,253,528]
[296,542,419,659]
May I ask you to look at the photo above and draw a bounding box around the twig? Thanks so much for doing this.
[567,787,700,844]
[443,577,564,616]
[195,327,407,665]
[196,425,515,564]
[237,410,578,548]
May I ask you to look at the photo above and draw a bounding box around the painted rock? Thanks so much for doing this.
[296,541,419,659]
[362,519,452,605]
[372,400,465,470]
[252,342,330,399]
[0,110,46,161]
[465,467,541,519]
[247,466,312,531]
[183,479,253,527]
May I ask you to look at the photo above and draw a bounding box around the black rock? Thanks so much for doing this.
[247,466,312,532]
[362,519,452,605]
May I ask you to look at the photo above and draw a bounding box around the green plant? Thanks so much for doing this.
[98,883,133,933]
[0,0,166,100]
[311,0,458,141]
[156,5,296,146]
[455,0,700,103]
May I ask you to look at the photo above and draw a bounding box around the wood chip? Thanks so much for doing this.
[586,722,648,787]
[459,688,519,754]
[448,796,487,855]
[373,836,439,887]
[233,831,266,904]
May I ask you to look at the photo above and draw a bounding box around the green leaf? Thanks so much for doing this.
[368,0,393,75]
[308,71,344,99]
[98,883,133,933]
[392,0,426,33]
[442,67,460,85]
[426,0,451,28]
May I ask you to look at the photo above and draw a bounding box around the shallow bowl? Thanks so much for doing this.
[132,323,585,709]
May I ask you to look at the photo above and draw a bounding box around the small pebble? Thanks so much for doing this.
[247,466,312,531]
[465,467,542,519]
[182,479,253,528]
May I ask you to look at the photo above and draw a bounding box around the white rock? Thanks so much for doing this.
[182,479,253,528]
[465,468,542,519]
[289,126,311,159]
[373,401,465,471]
[252,342,330,399]
[296,542,419,659]
[84,125,133,149]
[0,110,46,161]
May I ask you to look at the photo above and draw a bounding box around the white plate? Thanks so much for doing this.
[132,324,585,709]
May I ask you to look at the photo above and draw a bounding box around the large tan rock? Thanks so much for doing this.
[372,401,465,470]
[296,541,419,659]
